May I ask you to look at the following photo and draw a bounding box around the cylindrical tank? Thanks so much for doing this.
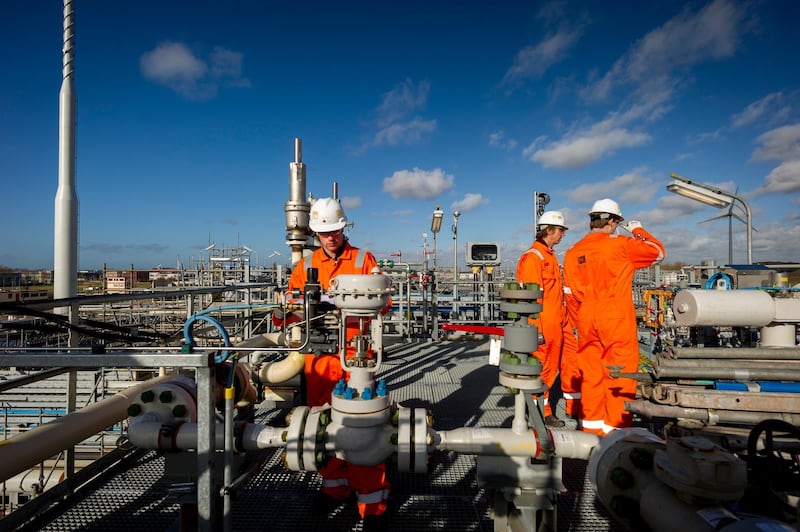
[672,289,775,326]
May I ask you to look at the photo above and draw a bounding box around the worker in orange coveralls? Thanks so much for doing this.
[516,210,570,428]
[275,197,390,528]
[563,198,665,436]
[560,274,581,420]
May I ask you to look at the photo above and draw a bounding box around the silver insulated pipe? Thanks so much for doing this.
[54,0,79,303]
[284,138,310,267]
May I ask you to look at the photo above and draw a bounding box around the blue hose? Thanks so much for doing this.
[183,314,232,364]
[714,381,800,393]
[705,272,733,290]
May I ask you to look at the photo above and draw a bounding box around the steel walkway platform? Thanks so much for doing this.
[19,338,626,531]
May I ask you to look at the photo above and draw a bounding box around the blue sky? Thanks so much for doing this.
[2,0,799,272]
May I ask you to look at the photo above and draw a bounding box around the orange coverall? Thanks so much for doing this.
[516,240,565,418]
[563,227,664,435]
[287,241,390,517]
[561,280,581,417]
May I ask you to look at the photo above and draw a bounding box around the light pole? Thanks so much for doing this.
[666,173,752,264]
[422,233,429,271]
[431,206,443,270]
[430,207,444,341]
[452,210,460,314]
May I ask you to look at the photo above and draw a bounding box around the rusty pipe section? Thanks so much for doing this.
[284,137,310,267]
[0,374,175,482]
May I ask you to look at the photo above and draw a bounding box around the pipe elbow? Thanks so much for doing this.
[257,351,305,384]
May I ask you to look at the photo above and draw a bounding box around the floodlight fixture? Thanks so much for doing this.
[666,173,752,264]
[431,205,444,234]
[666,180,732,209]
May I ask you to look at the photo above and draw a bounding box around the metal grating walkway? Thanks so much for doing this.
[22,338,626,531]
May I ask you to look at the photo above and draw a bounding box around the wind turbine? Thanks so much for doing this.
[698,186,755,265]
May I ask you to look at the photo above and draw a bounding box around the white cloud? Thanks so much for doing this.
[761,160,800,194]
[567,169,659,206]
[376,78,430,127]
[209,47,251,88]
[584,0,745,102]
[340,196,362,210]
[502,28,582,87]
[752,124,800,162]
[731,92,784,128]
[451,193,488,213]
[526,128,650,169]
[488,130,518,151]
[372,118,437,147]
[382,168,454,199]
[140,42,249,100]
[356,79,437,152]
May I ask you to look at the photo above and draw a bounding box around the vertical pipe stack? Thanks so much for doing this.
[54,0,79,303]
[284,138,310,268]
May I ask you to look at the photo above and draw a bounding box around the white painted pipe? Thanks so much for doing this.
[0,375,174,482]
[673,289,776,326]
[436,427,539,457]
[436,427,597,460]
[257,352,305,384]
[127,420,287,452]
[233,332,305,385]
[240,423,286,450]
[550,428,599,460]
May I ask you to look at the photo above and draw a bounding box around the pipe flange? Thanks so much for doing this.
[302,409,322,472]
[397,407,412,472]
[499,353,542,376]
[413,407,428,473]
[331,394,391,418]
[285,406,309,471]
[498,287,543,300]
[499,371,546,392]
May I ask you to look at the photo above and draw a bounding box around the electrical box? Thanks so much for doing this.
[466,242,501,267]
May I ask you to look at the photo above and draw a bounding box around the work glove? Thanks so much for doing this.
[622,220,643,233]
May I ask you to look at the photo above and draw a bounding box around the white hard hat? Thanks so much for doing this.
[588,198,623,220]
[537,210,568,230]
[309,197,348,232]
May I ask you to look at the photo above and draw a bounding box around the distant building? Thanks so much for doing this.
[0,271,22,288]
[105,276,130,294]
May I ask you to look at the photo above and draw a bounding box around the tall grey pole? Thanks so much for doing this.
[452,211,460,317]
[54,0,79,305]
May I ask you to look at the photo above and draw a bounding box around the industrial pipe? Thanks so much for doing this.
[434,427,597,460]
[127,419,286,452]
[653,366,800,381]
[0,375,174,482]
[666,347,800,360]
[234,332,305,385]
[656,357,800,370]
[626,400,800,425]
[284,137,310,267]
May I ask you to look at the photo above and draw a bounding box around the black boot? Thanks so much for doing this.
[544,415,565,428]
